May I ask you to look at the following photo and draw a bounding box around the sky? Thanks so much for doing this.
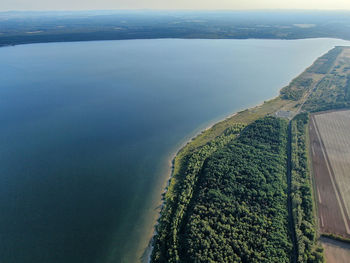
[2,0,350,11]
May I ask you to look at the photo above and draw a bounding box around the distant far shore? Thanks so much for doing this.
[2,10,350,47]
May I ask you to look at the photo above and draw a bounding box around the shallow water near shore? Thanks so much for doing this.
[0,38,349,263]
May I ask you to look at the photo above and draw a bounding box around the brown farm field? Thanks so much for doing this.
[320,236,350,263]
[309,110,350,238]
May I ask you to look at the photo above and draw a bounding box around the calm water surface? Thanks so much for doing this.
[0,38,349,263]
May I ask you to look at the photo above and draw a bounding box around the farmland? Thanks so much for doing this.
[320,236,350,263]
[309,110,350,238]
[305,46,350,262]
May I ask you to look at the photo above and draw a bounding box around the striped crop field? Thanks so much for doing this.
[309,110,350,238]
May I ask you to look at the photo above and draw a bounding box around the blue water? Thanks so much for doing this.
[0,38,349,263]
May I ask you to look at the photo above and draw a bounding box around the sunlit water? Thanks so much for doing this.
[0,38,349,263]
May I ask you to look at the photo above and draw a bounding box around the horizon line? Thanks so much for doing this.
[2,8,350,13]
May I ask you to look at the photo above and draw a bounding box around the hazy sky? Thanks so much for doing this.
[2,0,350,11]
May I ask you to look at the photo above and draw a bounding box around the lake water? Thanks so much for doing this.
[0,38,349,263]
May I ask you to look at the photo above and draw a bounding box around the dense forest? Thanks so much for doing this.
[152,117,296,262]
[179,117,292,262]
[151,123,245,262]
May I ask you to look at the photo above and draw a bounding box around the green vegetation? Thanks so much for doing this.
[152,47,350,263]
[302,74,350,112]
[281,77,313,101]
[290,113,324,263]
[180,117,292,262]
[280,46,350,112]
[345,75,350,101]
[301,47,350,112]
[152,123,245,262]
[307,47,342,74]
[321,233,350,244]
[152,117,294,262]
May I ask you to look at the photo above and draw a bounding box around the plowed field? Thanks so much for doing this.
[309,110,350,238]
[321,236,350,263]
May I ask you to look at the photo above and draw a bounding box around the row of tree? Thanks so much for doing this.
[290,113,324,263]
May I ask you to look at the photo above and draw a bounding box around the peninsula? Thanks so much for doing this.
[151,46,350,263]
